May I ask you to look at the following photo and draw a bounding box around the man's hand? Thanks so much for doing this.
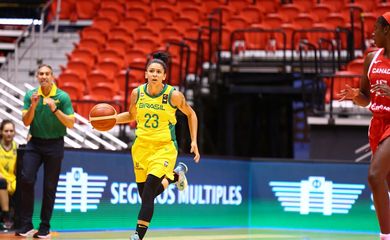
[43,98,57,112]
[31,92,40,108]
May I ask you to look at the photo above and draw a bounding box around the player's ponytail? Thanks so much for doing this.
[146,51,170,73]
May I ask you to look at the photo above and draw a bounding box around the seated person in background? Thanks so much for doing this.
[0,120,17,230]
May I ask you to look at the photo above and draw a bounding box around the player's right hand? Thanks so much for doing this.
[337,84,359,101]
[31,92,40,107]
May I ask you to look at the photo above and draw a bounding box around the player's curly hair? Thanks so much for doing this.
[146,51,170,72]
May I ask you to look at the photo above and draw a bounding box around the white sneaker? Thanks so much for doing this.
[380,233,390,240]
[130,232,140,240]
[174,162,188,191]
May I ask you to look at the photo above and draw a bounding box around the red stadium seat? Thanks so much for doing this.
[376,3,390,15]
[255,0,279,13]
[346,58,364,74]
[90,82,119,100]
[75,0,99,19]
[87,70,118,93]
[239,6,263,24]
[294,13,315,29]
[119,17,142,33]
[324,71,360,103]
[134,27,158,41]
[262,14,283,29]
[97,8,122,24]
[135,38,158,54]
[96,59,123,79]
[100,0,124,14]
[278,4,301,22]
[228,0,253,13]
[320,0,346,12]
[66,49,96,67]
[311,4,332,22]
[75,39,102,56]
[91,17,113,35]
[173,17,195,35]
[180,6,203,22]
[104,39,130,57]
[325,13,347,29]
[98,49,124,63]
[108,26,133,43]
[226,16,249,30]
[50,0,76,20]
[80,27,106,45]
[125,49,147,66]
[293,0,314,12]
[57,71,87,89]
[60,81,86,100]
[152,6,177,22]
[125,7,148,21]
[147,17,169,31]
[63,60,91,80]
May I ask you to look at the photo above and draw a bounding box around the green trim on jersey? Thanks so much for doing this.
[23,84,74,139]
[143,83,168,98]
[168,87,177,109]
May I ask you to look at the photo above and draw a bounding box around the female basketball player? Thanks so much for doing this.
[0,119,17,230]
[116,52,200,240]
[339,13,390,240]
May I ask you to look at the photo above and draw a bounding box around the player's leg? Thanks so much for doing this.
[368,137,390,236]
[152,162,189,198]
[131,174,164,240]
[35,140,64,239]
[16,140,42,236]
[0,178,11,229]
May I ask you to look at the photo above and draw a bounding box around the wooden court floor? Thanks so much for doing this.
[0,228,378,239]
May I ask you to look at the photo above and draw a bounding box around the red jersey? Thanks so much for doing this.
[367,48,390,114]
[367,48,390,153]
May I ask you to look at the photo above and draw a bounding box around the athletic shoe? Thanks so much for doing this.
[130,232,140,240]
[33,228,51,239]
[2,219,13,231]
[15,225,35,237]
[174,162,188,191]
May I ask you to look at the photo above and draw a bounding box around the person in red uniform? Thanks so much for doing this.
[339,13,390,240]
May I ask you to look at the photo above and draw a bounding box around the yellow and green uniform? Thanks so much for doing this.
[132,83,178,182]
[0,141,17,194]
[22,84,74,139]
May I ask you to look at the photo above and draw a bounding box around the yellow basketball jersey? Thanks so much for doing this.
[0,141,17,183]
[135,84,177,143]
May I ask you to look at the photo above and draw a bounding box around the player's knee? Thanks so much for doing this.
[0,178,7,190]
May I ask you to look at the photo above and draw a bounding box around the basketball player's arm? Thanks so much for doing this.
[116,89,138,124]
[338,52,372,107]
[353,52,373,107]
[171,90,200,163]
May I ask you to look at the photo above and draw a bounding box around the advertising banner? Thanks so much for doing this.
[30,150,377,232]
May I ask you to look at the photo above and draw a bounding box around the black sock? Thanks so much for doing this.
[167,173,179,184]
[2,211,9,221]
[136,224,148,239]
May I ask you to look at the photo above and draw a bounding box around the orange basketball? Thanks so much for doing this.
[89,103,117,131]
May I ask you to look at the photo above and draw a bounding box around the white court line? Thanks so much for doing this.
[148,234,296,240]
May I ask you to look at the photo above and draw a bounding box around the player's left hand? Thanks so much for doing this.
[190,141,200,163]
[371,83,390,98]
[43,98,57,112]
